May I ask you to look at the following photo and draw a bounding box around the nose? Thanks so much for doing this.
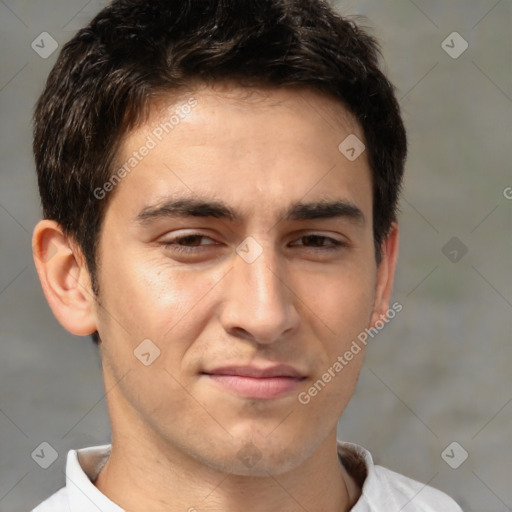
[219,242,300,345]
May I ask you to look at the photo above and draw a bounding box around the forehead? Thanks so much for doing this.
[106,83,372,225]
[148,82,362,143]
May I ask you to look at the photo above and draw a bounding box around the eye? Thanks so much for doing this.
[290,234,347,251]
[162,233,218,254]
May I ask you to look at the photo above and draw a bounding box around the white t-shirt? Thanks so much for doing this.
[31,442,463,511]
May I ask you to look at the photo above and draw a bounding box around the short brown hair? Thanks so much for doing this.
[33,0,407,298]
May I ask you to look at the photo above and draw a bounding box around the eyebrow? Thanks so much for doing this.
[135,197,365,226]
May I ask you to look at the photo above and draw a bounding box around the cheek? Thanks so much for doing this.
[298,260,377,340]
[96,251,223,363]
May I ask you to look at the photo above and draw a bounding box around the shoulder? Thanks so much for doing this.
[338,442,463,512]
[370,464,463,511]
[31,487,68,512]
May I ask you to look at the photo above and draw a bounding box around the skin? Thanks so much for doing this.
[32,83,399,512]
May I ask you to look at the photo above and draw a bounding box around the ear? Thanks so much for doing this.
[32,219,98,336]
[369,222,399,327]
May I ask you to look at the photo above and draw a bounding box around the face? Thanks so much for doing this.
[92,83,394,476]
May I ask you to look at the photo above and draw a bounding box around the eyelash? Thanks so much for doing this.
[162,233,347,254]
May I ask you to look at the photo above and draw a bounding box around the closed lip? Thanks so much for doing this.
[202,364,306,379]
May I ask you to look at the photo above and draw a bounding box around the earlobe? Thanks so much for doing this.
[370,222,399,327]
[32,219,98,336]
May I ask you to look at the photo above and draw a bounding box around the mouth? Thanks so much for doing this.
[201,364,307,399]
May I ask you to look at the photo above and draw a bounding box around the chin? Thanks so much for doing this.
[208,450,303,477]
[203,435,309,477]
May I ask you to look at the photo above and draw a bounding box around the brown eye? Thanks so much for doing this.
[163,234,218,254]
[291,235,346,251]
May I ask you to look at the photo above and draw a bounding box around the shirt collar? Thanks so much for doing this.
[341,442,402,511]
[66,444,124,512]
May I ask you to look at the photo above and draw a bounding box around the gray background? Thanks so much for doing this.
[0,0,510,510]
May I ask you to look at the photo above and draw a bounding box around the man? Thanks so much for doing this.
[31,0,463,510]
